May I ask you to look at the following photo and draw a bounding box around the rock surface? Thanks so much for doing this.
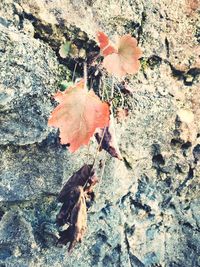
[0,0,199,266]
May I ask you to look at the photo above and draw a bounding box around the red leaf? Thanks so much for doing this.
[97,32,142,77]
[97,31,117,56]
[48,80,110,152]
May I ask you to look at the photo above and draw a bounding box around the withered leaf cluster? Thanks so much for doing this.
[57,164,98,252]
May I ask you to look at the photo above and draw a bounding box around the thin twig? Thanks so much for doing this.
[105,81,110,101]
[95,151,107,199]
[92,126,107,169]
[100,76,106,101]
[83,62,87,90]
[115,83,125,108]
[99,79,103,99]
[83,126,107,189]
[90,77,94,91]
[72,62,77,82]
[111,76,114,99]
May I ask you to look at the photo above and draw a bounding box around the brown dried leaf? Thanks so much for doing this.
[84,174,98,194]
[57,165,98,251]
[58,186,87,252]
[58,164,94,203]
[57,186,83,226]
[95,115,122,160]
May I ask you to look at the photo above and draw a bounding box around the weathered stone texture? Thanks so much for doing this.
[0,0,199,266]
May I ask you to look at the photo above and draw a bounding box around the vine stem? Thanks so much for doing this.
[100,75,109,102]
[83,126,107,189]
[92,126,107,168]
[114,83,125,108]
[111,75,114,99]
[92,76,116,195]
[83,62,87,90]
[95,151,107,199]
[72,62,77,82]
[83,75,115,190]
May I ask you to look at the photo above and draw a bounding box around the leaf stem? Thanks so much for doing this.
[83,126,107,190]
[95,151,107,199]
[72,62,77,82]
[111,75,114,99]
[115,83,125,108]
[92,126,107,168]
[83,62,87,90]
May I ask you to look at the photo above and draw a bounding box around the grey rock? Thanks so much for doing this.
[0,24,59,145]
[0,0,199,267]
[0,209,37,259]
[0,137,65,201]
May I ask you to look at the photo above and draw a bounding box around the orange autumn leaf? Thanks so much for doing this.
[48,79,110,152]
[97,31,117,56]
[97,32,142,77]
